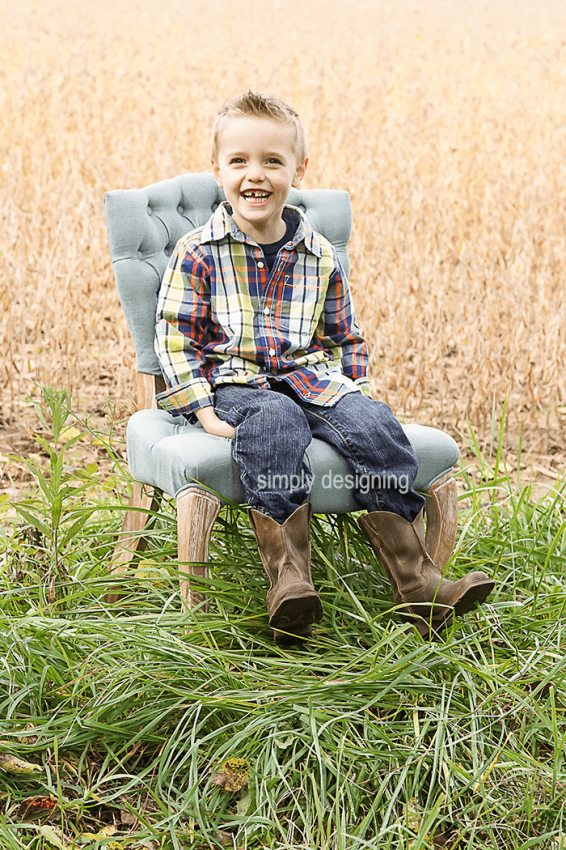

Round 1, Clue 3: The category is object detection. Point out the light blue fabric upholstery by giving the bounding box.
[126,409,459,510]
[104,173,459,509]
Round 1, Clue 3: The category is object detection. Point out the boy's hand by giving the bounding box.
[196,406,235,439]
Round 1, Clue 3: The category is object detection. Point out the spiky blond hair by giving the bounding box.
[210,91,308,163]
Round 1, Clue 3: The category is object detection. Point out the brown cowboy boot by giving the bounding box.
[249,503,323,644]
[358,509,494,638]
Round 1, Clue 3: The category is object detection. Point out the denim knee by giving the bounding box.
[214,386,313,522]
[216,387,309,445]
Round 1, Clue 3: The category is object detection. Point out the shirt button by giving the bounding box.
[264,307,269,315]
[269,348,276,356]
[257,261,265,269]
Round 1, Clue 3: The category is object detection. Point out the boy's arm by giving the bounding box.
[315,255,372,398]
[195,406,235,438]
[155,240,234,433]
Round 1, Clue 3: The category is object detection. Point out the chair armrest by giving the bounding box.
[135,372,166,411]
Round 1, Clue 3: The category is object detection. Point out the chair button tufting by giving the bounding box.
[147,206,153,216]
[165,244,174,256]
[177,205,184,215]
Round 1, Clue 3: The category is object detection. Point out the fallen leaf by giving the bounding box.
[211,757,250,793]
[59,426,82,442]
[19,795,58,818]
[81,825,117,841]
[0,753,42,775]
[236,790,250,815]
[404,797,421,832]
[38,825,71,848]
[273,734,294,749]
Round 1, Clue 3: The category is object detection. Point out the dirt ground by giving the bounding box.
[1,364,563,511]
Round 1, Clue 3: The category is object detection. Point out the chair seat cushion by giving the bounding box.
[126,409,459,512]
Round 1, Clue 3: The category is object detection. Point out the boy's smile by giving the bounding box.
[241,190,271,206]
[212,115,307,244]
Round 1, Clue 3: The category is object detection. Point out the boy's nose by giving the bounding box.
[247,162,265,181]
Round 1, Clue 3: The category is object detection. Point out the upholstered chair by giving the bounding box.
[103,173,459,609]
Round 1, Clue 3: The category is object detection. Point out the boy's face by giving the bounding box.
[212,115,307,244]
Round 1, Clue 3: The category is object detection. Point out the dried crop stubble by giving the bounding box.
[1,0,565,452]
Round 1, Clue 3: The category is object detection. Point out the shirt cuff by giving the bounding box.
[355,377,373,398]
[156,378,214,416]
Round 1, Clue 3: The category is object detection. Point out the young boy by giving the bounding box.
[155,92,495,643]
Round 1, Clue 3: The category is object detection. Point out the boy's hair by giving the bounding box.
[210,91,308,163]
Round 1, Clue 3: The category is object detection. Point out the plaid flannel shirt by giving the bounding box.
[155,202,372,417]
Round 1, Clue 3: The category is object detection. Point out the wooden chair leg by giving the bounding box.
[106,483,161,603]
[424,471,458,571]
[176,486,222,613]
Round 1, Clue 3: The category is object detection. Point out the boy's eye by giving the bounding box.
[229,157,245,164]
[267,158,282,165]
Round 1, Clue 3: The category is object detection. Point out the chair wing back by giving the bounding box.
[103,173,352,375]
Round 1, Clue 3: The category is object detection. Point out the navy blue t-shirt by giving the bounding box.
[257,217,298,274]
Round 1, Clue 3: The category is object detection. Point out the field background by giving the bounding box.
[1,0,566,485]
[2,4,566,848]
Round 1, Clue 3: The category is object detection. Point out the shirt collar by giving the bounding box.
[200,201,323,258]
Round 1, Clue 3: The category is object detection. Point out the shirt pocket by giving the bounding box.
[277,275,325,346]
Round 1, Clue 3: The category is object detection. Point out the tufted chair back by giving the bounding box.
[103,172,352,376]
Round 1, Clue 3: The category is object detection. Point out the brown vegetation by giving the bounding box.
[1,0,565,468]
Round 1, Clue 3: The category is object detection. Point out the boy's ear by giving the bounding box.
[212,161,223,187]
[292,158,308,189]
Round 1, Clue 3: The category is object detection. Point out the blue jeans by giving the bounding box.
[214,384,426,524]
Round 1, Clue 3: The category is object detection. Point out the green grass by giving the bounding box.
[1,390,565,849]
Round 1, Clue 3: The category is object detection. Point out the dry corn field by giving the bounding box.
[1,0,565,468]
